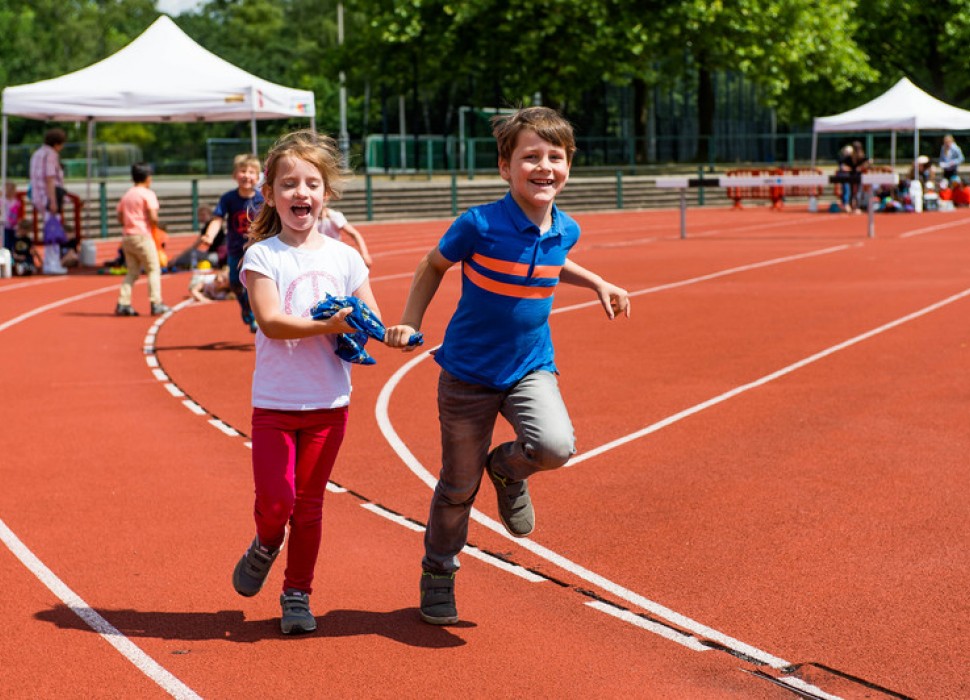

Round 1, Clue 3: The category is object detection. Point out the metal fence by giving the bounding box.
[3,130,958,183]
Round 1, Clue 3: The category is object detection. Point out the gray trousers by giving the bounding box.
[422,369,576,574]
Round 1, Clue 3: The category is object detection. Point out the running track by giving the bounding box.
[1,205,968,698]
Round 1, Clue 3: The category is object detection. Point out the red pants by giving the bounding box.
[250,406,348,593]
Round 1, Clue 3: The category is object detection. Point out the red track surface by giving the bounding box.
[2,205,968,699]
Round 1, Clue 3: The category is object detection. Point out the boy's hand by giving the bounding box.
[386,324,420,350]
[600,285,631,320]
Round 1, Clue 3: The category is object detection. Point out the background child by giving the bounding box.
[12,218,40,275]
[171,205,225,271]
[233,130,380,635]
[203,155,262,332]
[318,205,373,267]
[188,267,231,302]
[3,181,24,251]
[386,106,630,626]
[115,163,170,317]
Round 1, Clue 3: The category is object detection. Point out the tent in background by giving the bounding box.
[812,77,970,176]
[1,14,315,231]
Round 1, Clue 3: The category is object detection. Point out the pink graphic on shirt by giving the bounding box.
[283,269,341,318]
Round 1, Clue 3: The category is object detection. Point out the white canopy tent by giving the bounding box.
[812,77,970,176]
[1,15,315,226]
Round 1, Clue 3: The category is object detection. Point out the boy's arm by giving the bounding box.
[560,258,631,319]
[201,216,224,245]
[385,246,453,348]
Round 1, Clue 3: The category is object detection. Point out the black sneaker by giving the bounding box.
[115,304,139,317]
[420,571,458,625]
[280,589,317,634]
[485,459,535,537]
[232,537,281,597]
[150,302,171,316]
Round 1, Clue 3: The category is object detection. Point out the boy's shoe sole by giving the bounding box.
[419,571,458,625]
[115,304,139,316]
[280,590,317,634]
[485,459,535,537]
[232,536,280,597]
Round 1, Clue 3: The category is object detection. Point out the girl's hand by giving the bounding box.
[318,306,355,334]
[385,324,419,350]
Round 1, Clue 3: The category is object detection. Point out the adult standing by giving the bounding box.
[939,134,964,180]
[28,128,68,275]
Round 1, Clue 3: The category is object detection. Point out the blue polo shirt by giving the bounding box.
[434,192,580,390]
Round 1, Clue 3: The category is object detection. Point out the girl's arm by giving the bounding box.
[248,270,354,339]
[341,222,373,267]
[352,277,381,321]
[560,258,631,319]
[385,246,453,348]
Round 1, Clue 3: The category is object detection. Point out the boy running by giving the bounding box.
[386,106,630,625]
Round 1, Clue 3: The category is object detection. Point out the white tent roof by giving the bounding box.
[1,15,315,122]
[813,77,970,133]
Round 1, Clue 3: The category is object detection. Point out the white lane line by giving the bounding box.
[360,503,425,533]
[585,600,710,652]
[375,346,790,668]
[0,285,115,333]
[0,276,70,293]
[375,243,970,669]
[461,545,547,582]
[207,419,240,437]
[554,243,857,315]
[0,518,201,700]
[567,285,970,466]
[899,217,970,238]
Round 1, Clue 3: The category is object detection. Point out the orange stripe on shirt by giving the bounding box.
[470,253,561,279]
[462,263,556,299]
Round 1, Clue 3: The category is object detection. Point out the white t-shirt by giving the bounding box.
[241,235,368,410]
[317,209,348,240]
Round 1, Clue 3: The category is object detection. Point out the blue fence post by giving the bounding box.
[697,166,705,206]
[616,171,623,209]
[99,182,108,238]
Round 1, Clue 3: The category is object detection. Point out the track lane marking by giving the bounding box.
[0,518,201,699]
[567,285,970,466]
[375,242,970,673]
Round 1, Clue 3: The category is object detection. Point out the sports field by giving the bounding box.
[1,203,967,698]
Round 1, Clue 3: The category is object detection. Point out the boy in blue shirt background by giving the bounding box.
[203,154,263,332]
[386,106,631,625]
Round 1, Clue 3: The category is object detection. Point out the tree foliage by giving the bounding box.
[1,0,969,164]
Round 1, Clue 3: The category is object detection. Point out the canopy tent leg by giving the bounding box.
[890,130,896,169]
[86,118,94,238]
[1,115,7,229]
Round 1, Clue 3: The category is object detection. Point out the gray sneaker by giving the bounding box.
[419,571,458,625]
[280,589,316,634]
[232,537,280,597]
[485,460,535,537]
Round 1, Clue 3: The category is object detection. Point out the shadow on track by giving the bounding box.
[36,604,474,647]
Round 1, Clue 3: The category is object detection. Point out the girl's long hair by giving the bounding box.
[247,130,349,245]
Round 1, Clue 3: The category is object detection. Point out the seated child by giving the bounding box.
[189,266,231,302]
[12,219,41,276]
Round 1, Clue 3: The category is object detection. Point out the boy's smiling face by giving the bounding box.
[234,165,260,195]
[499,129,570,222]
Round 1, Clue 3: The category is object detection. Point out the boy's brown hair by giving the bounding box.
[491,107,577,165]
[232,153,261,173]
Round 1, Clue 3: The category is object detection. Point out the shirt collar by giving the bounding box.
[502,191,562,238]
